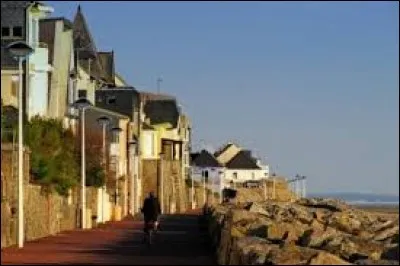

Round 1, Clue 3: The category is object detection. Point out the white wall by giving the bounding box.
[191,166,225,193]
[141,130,157,159]
[28,47,50,119]
[224,168,269,183]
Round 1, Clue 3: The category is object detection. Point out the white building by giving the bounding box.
[190,149,224,193]
[214,142,269,186]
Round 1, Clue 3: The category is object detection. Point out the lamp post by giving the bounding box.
[111,126,122,207]
[70,98,92,229]
[159,151,165,214]
[97,116,110,223]
[6,41,34,248]
[128,140,137,215]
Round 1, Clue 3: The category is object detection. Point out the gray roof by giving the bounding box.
[191,150,221,168]
[143,99,179,128]
[98,51,115,84]
[225,150,261,170]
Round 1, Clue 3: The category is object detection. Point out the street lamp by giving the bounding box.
[70,98,92,229]
[111,126,122,207]
[128,140,137,215]
[97,116,110,223]
[6,41,34,248]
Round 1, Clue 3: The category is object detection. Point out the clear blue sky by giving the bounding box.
[47,1,399,195]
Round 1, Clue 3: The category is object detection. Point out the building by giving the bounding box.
[190,149,224,193]
[84,106,135,220]
[1,1,53,120]
[214,142,270,187]
[72,6,117,105]
[39,17,74,124]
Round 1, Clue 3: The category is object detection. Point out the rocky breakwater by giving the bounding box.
[207,198,399,265]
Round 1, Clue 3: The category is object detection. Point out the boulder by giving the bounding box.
[308,251,352,265]
[355,259,399,265]
[297,198,350,212]
[329,211,362,235]
[245,202,271,217]
[265,244,319,265]
[374,226,399,242]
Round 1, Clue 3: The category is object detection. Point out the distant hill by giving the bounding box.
[309,192,399,204]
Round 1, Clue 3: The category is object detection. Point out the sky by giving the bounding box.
[47,1,399,195]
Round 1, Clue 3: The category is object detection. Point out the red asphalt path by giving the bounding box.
[1,210,216,265]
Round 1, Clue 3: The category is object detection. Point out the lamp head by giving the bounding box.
[97,116,110,126]
[71,98,92,110]
[6,41,34,58]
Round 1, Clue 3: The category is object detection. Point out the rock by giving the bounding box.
[289,205,314,225]
[245,202,271,217]
[265,220,307,244]
[297,198,350,212]
[381,245,399,261]
[372,220,395,233]
[374,226,399,242]
[308,251,352,265]
[338,236,384,262]
[355,259,399,265]
[230,237,277,265]
[265,244,319,265]
[329,211,362,235]
[298,227,341,249]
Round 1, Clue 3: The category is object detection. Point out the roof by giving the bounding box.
[88,106,130,120]
[190,150,221,168]
[73,5,97,57]
[225,150,261,170]
[98,51,115,84]
[139,91,176,102]
[214,143,234,158]
[115,73,128,85]
[143,99,179,128]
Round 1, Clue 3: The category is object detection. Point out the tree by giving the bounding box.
[25,116,79,195]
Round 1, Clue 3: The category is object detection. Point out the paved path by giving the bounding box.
[1,210,216,265]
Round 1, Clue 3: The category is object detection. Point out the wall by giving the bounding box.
[141,159,187,214]
[1,144,112,249]
[224,168,269,183]
[76,65,96,104]
[28,45,50,119]
[48,20,73,119]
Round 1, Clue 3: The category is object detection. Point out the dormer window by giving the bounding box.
[13,27,23,37]
[1,27,10,37]
[106,96,116,105]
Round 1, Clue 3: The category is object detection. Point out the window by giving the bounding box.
[204,170,209,178]
[232,172,238,179]
[2,27,10,37]
[78,89,87,99]
[12,26,23,37]
[11,75,19,97]
[107,96,116,105]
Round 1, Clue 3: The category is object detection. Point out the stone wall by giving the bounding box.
[1,146,108,249]
[141,159,187,214]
